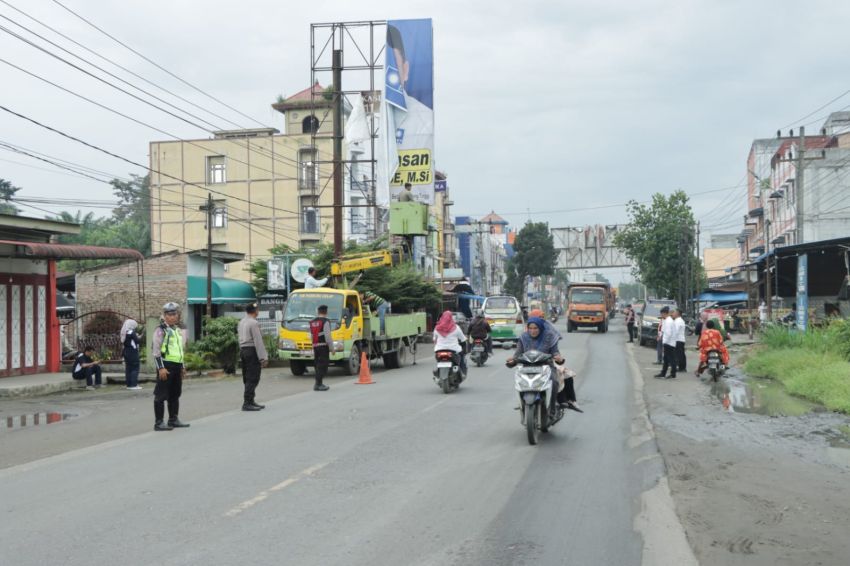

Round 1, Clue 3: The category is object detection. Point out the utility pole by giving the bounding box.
[199,193,214,322]
[796,126,805,245]
[332,49,344,257]
[765,219,772,320]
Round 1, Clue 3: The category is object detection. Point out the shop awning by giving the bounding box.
[0,240,144,260]
[187,276,256,304]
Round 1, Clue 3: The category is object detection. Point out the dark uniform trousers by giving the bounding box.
[661,344,678,377]
[676,341,687,371]
[154,361,183,422]
[240,346,261,404]
[313,345,329,386]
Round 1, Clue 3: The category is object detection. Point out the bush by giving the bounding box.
[183,351,215,373]
[83,311,123,335]
[192,317,240,374]
[263,334,279,361]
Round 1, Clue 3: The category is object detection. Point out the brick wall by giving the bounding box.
[75,252,187,322]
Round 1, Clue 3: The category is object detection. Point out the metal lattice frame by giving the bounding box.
[551,225,632,269]
[310,21,387,240]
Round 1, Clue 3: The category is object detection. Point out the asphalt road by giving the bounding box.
[0,323,668,565]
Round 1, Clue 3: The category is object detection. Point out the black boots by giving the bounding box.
[168,419,190,428]
[154,421,173,431]
[314,383,329,391]
[242,403,262,411]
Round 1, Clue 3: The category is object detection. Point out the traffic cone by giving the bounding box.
[355,351,375,384]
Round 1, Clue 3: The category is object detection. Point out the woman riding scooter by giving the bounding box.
[433,310,467,376]
[508,317,581,412]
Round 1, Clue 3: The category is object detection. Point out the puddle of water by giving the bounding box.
[711,377,818,416]
[3,412,79,431]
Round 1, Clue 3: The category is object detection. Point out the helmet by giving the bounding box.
[162,302,180,314]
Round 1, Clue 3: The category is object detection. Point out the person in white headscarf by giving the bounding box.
[120,319,143,390]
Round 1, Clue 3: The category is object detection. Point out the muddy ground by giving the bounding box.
[631,336,850,566]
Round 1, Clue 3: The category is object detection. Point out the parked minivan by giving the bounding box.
[482,296,524,346]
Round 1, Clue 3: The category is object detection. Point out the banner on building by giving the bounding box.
[377,18,434,206]
[796,253,808,331]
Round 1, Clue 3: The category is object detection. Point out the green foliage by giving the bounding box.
[760,320,850,359]
[51,174,151,271]
[183,351,215,373]
[618,281,643,303]
[192,316,240,373]
[263,335,280,361]
[505,222,558,301]
[357,263,441,313]
[746,349,850,413]
[0,178,21,215]
[612,191,704,307]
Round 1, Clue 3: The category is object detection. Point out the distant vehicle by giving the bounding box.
[451,311,470,336]
[482,296,524,346]
[566,282,615,333]
[637,299,677,346]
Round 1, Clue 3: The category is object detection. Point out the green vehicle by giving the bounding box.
[482,295,524,346]
[278,288,426,376]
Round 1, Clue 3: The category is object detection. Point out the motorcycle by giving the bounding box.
[433,350,465,394]
[507,350,565,445]
[469,338,488,367]
[706,349,726,381]
[550,312,559,323]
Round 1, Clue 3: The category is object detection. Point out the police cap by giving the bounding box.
[162,302,180,314]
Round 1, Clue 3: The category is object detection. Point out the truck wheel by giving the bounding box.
[567,322,574,333]
[344,345,361,376]
[639,337,646,347]
[395,343,410,367]
[290,360,307,376]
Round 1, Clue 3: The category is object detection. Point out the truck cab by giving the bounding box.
[567,283,612,333]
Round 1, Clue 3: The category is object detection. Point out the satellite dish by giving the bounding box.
[290,258,314,283]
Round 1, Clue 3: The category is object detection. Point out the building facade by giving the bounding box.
[149,83,347,282]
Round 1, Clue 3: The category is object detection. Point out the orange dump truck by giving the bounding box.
[566,282,614,333]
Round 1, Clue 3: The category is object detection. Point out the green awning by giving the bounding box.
[187,276,256,304]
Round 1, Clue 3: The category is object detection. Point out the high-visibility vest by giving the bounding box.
[161,327,184,363]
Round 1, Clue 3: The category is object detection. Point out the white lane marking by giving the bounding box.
[224,461,329,518]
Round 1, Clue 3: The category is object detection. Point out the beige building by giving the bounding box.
[149,83,346,281]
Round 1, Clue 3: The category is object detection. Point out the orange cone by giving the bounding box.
[355,351,374,384]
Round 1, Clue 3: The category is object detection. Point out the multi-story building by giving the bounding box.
[149,83,348,281]
[456,212,509,296]
[738,112,850,262]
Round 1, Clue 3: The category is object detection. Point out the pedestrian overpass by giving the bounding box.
[551,225,631,270]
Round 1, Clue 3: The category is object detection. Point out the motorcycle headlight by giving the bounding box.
[279,338,296,350]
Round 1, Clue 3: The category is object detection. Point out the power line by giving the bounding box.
[779,88,850,130]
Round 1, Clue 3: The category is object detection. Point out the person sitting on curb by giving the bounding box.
[72,346,102,390]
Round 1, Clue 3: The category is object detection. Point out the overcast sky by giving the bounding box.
[2,0,849,251]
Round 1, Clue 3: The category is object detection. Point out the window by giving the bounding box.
[301,207,319,234]
[207,155,226,184]
[350,196,367,234]
[302,115,319,134]
[299,148,318,190]
[213,206,227,228]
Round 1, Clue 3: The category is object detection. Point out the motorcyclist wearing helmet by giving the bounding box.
[468,309,493,354]
[151,302,189,431]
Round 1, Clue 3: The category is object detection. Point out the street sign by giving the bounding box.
[796,254,808,331]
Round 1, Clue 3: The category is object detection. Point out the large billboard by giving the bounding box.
[378,18,434,205]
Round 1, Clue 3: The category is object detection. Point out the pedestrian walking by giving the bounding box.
[309,304,332,391]
[304,267,328,289]
[654,307,677,379]
[120,318,143,390]
[238,303,268,411]
[152,302,189,431]
[672,308,687,371]
[625,304,636,343]
[71,346,102,390]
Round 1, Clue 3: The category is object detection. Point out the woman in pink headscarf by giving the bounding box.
[433,310,467,375]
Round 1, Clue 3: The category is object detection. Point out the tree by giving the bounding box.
[505,221,558,302]
[0,178,21,215]
[612,191,704,309]
[109,174,151,256]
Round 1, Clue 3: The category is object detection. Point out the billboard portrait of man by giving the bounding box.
[384,18,435,204]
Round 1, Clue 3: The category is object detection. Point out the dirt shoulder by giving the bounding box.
[630,336,850,566]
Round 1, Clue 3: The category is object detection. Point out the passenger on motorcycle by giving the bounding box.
[468,310,493,354]
[695,320,730,376]
[433,310,468,376]
[508,317,581,412]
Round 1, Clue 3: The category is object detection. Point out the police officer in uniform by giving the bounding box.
[309,305,332,391]
[238,302,268,411]
[152,302,190,431]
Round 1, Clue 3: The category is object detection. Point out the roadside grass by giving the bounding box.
[745,348,850,413]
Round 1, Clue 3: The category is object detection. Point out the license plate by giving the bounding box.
[437,362,453,368]
[472,346,484,352]
[299,350,314,357]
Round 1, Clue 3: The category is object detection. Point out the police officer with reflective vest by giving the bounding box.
[309,304,332,391]
[152,302,190,431]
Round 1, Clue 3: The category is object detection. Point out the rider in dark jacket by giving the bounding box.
[468,311,493,353]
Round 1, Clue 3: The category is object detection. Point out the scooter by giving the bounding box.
[507,350,565,445]
[706,349,726,381]
[469,338,489,367]
[433,350,465,394]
